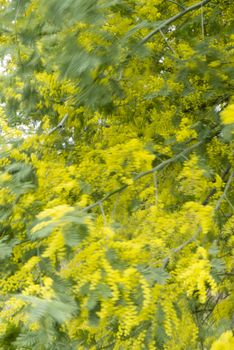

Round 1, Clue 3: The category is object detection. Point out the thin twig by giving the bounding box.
[111,192,120,220]
[162,159,230,268]
[201,294,222,324]
[99,203,107,226]
[48,114,68,135]
[82,140,203,212]
[141,0,212,44]
[163,170,233,269]
[159,29,177,54]
[225,195,234,211]
[153,172,158,206]
[214,170,234,212]
[166,0,186,10]
[162,228,201,268]
[201,4,205,39]
[202,164,231,205]
[14,0,23,65]
[135,140,203,180]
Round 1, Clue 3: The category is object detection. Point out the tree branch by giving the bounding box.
[162,227,201,268]
[162,158,231,268]
[135,140,203,180]
[82,140,203,212]
[162,168,234,268]
[202,164,231,205]
[166,0,186,10]
[48,114,68,135]
[214,169,234,212]
[141,0,212,44]
[159,29,177,54]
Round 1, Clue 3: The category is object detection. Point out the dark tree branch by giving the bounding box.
[141,0,212,44]
[202,164,231,205]
[82,140,203,212]
[48,114,68,135]
[162,154,231,268]
[162,228,201,268]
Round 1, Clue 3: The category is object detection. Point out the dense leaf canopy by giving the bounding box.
[0,0,233,349]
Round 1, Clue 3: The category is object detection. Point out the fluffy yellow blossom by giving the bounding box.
[220,104,234,124]
[211,331,234,350]
[176,247,217,303]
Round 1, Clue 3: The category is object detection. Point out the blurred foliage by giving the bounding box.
[0,0,233,349]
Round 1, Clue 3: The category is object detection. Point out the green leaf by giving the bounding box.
[31,221,57,240]
[221,124,234,142]
[18,295,77,323]
[138,265,170,285]
[62,222,88,247]
[0,241,12,259]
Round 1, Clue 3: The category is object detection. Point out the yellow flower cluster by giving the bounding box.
[176,247,217,303]
[211,331,234,350]
[220,103,234,124]
[177,154,210,200]
[176,117,197,142]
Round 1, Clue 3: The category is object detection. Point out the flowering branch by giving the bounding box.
[82,140,203,212]
[141,0,212,44]
[162,168,234,268]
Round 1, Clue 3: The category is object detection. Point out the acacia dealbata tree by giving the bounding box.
[0,0,233,349]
